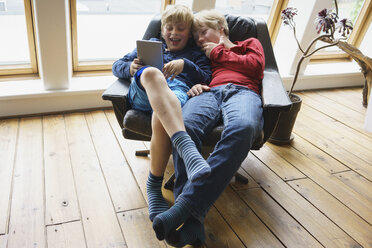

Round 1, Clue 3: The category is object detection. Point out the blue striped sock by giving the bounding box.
[146,172,169,222]
[171,131,211,182]
[152,201,191,241]
[166,217,205,247]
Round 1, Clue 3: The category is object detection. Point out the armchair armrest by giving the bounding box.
[102,78,130,101]
[261,69,292,143]
[262,69,292,110]
[101,78,131,128]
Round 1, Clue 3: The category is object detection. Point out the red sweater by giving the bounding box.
[209,38,265,94]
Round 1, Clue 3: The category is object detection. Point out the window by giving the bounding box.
[0,0,37,76]
[71,0,163,72]
[70,0,287,72]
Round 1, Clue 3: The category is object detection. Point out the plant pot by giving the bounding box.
[268,94,302,145]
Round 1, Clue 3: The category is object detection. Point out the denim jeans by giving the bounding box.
[172,83,264,222]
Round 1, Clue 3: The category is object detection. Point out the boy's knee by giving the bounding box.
[141,67,163,83]
[229,119,261,141]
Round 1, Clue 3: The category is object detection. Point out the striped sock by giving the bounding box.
[171,131,211,182]
[166,217,205,247]
[146,172,169,222]
[152,201,191,241]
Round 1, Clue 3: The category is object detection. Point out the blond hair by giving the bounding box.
[193,9,229,36]
[161,5,193,29]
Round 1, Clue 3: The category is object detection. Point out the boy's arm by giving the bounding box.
[112,48,138,79]
[210,38,265,78]
[182,52,212,85]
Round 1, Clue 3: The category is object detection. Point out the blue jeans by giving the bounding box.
[128,66,190,112]
[172,83,264,222]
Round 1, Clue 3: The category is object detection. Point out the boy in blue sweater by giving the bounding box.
[112,5,212,224]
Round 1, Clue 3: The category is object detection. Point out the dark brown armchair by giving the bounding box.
[102,14,292,188]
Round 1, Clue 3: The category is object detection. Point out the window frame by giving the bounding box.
[310,0,371,62]
[0,0,38,76]
[267,0,289,44]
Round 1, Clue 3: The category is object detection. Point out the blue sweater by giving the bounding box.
[112,38,212,88]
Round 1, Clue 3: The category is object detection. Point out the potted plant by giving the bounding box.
[269,0,372,145]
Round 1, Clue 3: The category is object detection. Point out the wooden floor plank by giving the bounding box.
[214,186,284,248]
[288,179,372,247]
[117,208,166,248]
[203,206,245,247]
[334,171,372,203]
[105,110,151,202]
[298,92,372,138]
[312,89,366,115]
[7,117,46,248]
[0,118,18,235]
[238,188,323,248]
[64,113,126,248]
[241,154,359,248]
[46,221,87,248]
[300,103,372,152]
[43,115,80,225]
[299,104,372,161]
[252,145,306,181]
[86,110,146,212]
[294,112,372,181]
[267,142,372,226]
[290,135,348,174]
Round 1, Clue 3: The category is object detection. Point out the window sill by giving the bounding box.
[0,62,365,118]
[281,61,364,92]
[0,75,115,100]
[0,75,116,118]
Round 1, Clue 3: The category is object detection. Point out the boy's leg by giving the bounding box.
[147,113,171,221]
[153,90,221,241]
[150,113,172,177]
[140,67,210,182]
[173,85,264,222]
[156,85,263,240]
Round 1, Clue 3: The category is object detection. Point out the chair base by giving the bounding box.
[135,149,150,156]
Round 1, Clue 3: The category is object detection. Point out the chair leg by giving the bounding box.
[135,149,150,157]
[164,173,176,190]
[235,172,249,184]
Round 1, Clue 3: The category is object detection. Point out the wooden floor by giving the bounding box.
[1,87,372,248]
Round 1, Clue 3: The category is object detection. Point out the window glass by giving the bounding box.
[0,0,31,66]
[359,22,371,57]
[76,0,162,62]
[214,0,275,21]
[175,0,193,8]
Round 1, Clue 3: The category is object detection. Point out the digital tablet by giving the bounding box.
[136,40,164,70]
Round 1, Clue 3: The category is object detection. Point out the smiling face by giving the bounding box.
[193,25,222,47]
[162,22,191,52]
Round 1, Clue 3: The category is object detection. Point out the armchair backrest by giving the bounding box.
[142,14,279,71]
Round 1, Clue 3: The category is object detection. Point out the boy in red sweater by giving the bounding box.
[152,10,265,247]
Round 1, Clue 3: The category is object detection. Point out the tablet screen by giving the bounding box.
[136,40,164,70]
